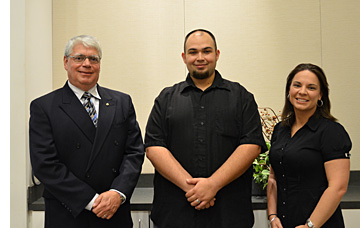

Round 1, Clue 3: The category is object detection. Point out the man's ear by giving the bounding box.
[63,56,69,71]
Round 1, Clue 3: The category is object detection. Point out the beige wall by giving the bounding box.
[321,1,360,170]
[10,0,360,227]
[52,0,360,172]
[11,0,53,227]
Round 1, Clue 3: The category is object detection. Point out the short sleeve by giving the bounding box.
[144,89,168,149]
[238,91,267,153]
[320,121,352,162]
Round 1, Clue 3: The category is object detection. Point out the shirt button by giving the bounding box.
[200,122,204,125]
[200,106,205,109]
[283,201,286,205]
[282,215,286,218]
[279,161,282,165]
[284,188,286,191]
[282,174,285,178]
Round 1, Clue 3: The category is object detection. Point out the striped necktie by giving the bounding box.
[81,92,98,127]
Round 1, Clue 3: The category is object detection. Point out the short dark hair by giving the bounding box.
[184,29,217,53]
[282,63,337,126]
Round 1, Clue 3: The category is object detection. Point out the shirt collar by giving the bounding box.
[180,70,230,93]
[67,81,101,100]
[304,114,323,132]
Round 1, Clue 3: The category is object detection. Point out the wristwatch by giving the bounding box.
[306,218,315,228]
[120,194,126,203]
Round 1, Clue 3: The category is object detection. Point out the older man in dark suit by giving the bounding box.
[29,35,144,228]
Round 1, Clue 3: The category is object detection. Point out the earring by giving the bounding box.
[287,94,290,99]
[317,100,324,107]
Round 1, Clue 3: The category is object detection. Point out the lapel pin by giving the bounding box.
[106,102,110,106]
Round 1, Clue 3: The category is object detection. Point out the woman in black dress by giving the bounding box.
[267,63,351,228]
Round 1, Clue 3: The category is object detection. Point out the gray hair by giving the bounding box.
[64,35,102,59]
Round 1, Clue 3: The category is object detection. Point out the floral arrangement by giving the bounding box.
[253,107,281,190]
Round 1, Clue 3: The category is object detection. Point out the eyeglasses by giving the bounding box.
[68,55,101,64]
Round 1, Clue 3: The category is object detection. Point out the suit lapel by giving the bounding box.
[86,85,116,171]
[59,83,96,143]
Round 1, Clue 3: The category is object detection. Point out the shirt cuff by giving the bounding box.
[85,193,99,211]
[110,189,126,204]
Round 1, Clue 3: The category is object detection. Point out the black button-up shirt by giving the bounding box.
[145,71,267,228]
[270,116,351,228]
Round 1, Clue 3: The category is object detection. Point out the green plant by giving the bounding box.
[253,108,280,190]
[253,142,271,189]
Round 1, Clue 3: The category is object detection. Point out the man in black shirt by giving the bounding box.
[145,29,267,228]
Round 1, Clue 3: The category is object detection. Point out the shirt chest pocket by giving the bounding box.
[214,106,241,162]
[215,107,239,138]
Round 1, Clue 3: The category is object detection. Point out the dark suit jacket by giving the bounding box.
[29,82,144,228]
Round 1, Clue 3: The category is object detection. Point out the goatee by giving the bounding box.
[192,70,210,79]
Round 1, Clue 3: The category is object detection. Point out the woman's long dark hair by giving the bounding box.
[281,63,337,127]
